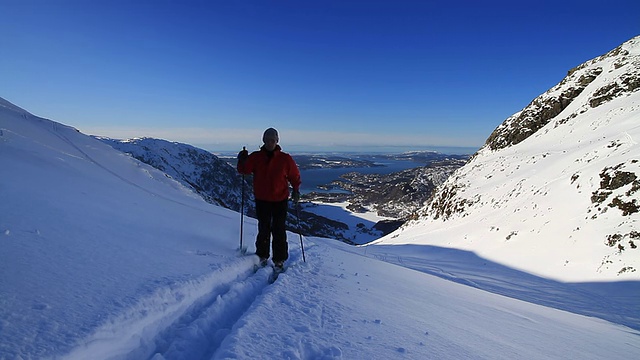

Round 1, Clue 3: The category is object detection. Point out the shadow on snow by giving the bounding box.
[363,244,640,331]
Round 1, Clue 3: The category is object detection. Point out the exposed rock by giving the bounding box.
[410,36,640,279]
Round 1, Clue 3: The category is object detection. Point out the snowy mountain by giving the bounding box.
[97,137,256,216]
[375,36,640,281]
[3,94,639,359]
[96,138,368,243]
[2,37,640,360]
[92,135,469,244]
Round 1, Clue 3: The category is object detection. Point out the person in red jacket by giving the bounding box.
[237,128,301,269]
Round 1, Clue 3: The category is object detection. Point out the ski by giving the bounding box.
[252,257,268,272]
[268,264,286,284]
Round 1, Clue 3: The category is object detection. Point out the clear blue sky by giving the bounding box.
[2,0,638,152]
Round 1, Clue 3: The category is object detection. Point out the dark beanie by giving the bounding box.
[263,128,279,143]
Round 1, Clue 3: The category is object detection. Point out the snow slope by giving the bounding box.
[96,137,254,215]
[374,36,640,282]
[2,81,640,359]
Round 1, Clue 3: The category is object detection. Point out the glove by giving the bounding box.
[237,147,248,165]
[292,190,300,203]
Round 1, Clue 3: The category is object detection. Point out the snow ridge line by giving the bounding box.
[47,121,237,221]
[64,255,265,360]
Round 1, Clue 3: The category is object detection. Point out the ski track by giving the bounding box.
[64,255,268,360]
[211,243,344,360]
[138,264,274,360]
[143,247,309,360]
[65,246,310,360]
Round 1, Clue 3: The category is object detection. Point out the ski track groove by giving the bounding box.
[144,264,274,360]
[124,259,273,360]
[136,247,307,360]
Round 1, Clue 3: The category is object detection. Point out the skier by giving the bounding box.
[237,127,301,271]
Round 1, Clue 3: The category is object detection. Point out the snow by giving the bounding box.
[2,98,640,359]
[374,36,640,282]
[301,201,392,244]
[311,201,390,225]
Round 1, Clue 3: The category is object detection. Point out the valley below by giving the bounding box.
[271,151,470,244]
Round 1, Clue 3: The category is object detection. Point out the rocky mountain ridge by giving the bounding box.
[386,35,640,280]
[485,37,640,152]
[100,137,466,244]
[98,137,256,216]
[98,137,382,243]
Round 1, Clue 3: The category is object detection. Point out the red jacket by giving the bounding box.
[237,145,301,202]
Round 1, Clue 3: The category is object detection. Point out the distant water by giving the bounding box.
[300,159,423,194]
[214,149,473,194]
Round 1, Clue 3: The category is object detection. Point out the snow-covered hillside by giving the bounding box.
[97,137,368,244]
[97,137,255,216]
[375,36,640,281]
[2,95,639,359]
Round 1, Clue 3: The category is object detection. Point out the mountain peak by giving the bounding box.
[381,36,640,281]
[484,35,640,152]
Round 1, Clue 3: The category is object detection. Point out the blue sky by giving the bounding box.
[2,0,639,152]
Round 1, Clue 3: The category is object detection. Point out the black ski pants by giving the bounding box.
[255,199,289,263]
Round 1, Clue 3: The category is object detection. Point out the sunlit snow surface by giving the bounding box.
[376,36,640,282]
[1,91,639,359]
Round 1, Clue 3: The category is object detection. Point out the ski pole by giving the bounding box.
[240,173,245,252]
[239,146,246,254]
[296,201,306,262]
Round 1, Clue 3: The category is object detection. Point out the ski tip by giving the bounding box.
[268,271,279,284]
